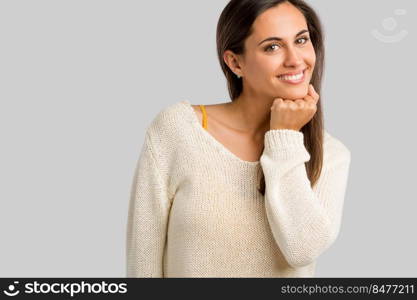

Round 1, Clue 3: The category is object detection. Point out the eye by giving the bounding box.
[265,44,280,52]
[296,36,310,44]
[264,36,310,52]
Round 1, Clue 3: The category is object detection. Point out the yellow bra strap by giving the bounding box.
[199,105,208,129]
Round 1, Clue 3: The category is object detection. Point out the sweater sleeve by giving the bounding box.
[126,131,172,277]
[259,129,351,268]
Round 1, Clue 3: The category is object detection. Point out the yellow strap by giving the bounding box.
[199,105,208,129]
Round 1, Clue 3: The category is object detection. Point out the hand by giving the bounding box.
[269,84,320,131]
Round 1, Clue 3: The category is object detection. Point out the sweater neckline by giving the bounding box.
[180,100,261,167]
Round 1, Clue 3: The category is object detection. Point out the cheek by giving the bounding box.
[306,46,316,66]
[247,56,275,79]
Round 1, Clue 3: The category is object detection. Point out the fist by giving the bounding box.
[270,84,320,131]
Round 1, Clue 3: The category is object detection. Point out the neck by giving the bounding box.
[226,91,272,139]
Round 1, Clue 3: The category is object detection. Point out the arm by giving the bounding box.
[260,129,351,268]
[126,132,171,277]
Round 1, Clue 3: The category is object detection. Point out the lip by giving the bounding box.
[278,68,306,76]
[277,69,306,85]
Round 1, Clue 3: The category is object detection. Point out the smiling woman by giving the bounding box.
[219,0,324,196]
[126,0,351,278]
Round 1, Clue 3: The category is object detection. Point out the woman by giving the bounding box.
[126,0,351,278]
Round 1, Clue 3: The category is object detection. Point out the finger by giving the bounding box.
[311,84,318,95]
[303,94,315,105]
[271,98,283,109]
[309,84,314,93]
[289,101,298,110]
[310,84,320,103]
[301,96,317,111]
[282,99,297,109]
[294,99,305,107]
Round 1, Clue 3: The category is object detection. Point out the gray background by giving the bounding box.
[0,0,415,277]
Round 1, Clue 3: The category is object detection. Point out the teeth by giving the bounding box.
[279,71,303,81]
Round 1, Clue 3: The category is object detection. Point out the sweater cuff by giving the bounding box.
[263,129,310,160]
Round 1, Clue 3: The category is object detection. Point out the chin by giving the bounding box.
[277,84,309,100]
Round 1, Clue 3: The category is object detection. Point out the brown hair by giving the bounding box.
[216,0,324,195]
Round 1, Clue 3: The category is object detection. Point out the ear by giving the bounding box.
[223,50,243,77]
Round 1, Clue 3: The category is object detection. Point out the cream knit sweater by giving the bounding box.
[126,100,351,278]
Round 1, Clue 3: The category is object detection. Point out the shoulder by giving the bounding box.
[147,100,188,130]
[140,101,192,174]
[323,129,351,167]
[145,100,192,138]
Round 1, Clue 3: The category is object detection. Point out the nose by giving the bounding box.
[283,46,303,68]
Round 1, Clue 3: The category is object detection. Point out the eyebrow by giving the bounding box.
[258,29,309,45]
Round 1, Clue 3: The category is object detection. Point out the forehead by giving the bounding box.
[250,2,308,41]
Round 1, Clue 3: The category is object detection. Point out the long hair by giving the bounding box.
[216,0,325,196]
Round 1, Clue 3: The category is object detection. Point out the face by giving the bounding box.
[229,2,316,100]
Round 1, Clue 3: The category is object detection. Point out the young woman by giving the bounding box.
[126,0,351,278]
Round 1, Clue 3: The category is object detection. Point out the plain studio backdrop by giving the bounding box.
[0,0,416,277]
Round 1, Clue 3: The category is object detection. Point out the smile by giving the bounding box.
[277,69,306,84]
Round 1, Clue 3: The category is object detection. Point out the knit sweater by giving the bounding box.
[126,99,351,278]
